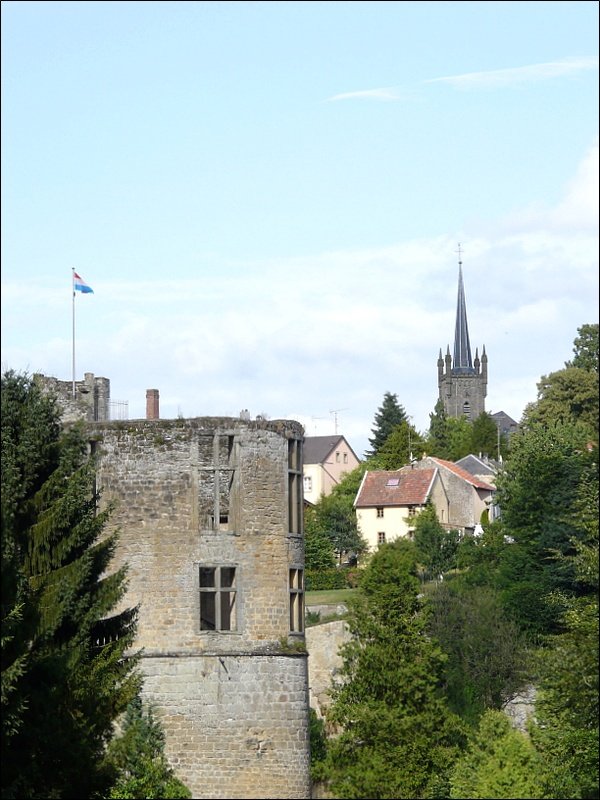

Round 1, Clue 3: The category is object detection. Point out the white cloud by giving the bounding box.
[326,87,403,102]
[424,56,599,90]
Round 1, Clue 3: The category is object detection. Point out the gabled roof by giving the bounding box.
[455,454,499,476]
[425,456,495,491]
[303,435,359,466]
[354,468,437,508]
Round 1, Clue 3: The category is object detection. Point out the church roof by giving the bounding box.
[453,260,474,374]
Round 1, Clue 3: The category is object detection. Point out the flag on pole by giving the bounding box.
[73,272,94,294]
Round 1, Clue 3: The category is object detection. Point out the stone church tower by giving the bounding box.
[438,251,487,420]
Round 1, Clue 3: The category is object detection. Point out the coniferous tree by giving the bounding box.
[1,370,140,799]
[470,411,502,460]
[106,696,192,799]
[322,540,466,798]
[365,392,408,458]
[427,398,451,459]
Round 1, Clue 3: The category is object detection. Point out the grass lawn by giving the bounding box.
[305,588,357,605]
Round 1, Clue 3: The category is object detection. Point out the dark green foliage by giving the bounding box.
[307,465,368,565]
[427,580,528,723]
[322,540,466,798]
[304,508,336,571]
[493,421,594,634]
[450,709,544,799]
[521,367,599,436]
[305,568,346,591]
[412,503,460,580]
[566,322,599,373]
[308,708,328,781]
[366,392,408,458]
[1,370,140,799]
[427,399,451,460]
[369,420,426,469]
[470,411,502,460]
[105,696,192,799]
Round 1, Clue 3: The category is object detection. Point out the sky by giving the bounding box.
[2,0,598,459]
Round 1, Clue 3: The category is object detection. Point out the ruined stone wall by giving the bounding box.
[90,417,311,800]
[35,371,110,423]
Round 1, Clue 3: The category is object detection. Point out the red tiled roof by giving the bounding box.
[355,469,437,508]
[428,457,495,490]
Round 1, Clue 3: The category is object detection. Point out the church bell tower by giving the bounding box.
[437,246,487,420]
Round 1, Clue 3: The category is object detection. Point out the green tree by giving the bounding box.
[106,696,192,799]
[450,709,544,799]
[493,421,594,635]
[446,416,474,461]
[427,581,528,723]
[471,411,502,460]
[304,507,336,572]
[322,540,466,798]
[1,370,140,800]
[530,457,599,799]
[521,366,599,436]
[412,503,460,580]
[369,420,426,470]
[566,322,599,373]
[366,392,408,458]
[427,399,451,460]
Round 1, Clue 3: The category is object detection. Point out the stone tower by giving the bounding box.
[90,416,311,799]
[437,252,487,420]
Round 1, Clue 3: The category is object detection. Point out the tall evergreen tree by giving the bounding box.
[322,540,466,798]
[427,398,451,459]
[1,370,140,799]
[366,392,408,458]
[370,421,425,470]
[471,411,502,460]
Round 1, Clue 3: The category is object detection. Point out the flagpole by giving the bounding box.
[72,268,76,398]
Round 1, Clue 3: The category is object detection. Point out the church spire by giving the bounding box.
[452,244,474,374]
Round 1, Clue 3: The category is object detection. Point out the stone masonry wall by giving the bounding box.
[90,417,311,799]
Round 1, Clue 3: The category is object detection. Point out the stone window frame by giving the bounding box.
[289,566,305,634]
[196,563,241,634]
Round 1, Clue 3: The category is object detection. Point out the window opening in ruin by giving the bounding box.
[199,566,237,631]
[289,568,304,633]
[199,433,237,533]
[288,439,303,536]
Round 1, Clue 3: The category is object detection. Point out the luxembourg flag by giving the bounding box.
[73,271,94,294]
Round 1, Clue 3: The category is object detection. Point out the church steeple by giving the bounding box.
[436,245,487,421]
[452,245,474,374]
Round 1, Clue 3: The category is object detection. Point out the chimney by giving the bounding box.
[146,389,160,420]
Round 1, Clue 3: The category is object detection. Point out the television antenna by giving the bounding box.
[329,408,349,435]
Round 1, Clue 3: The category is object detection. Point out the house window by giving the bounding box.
[336,451,340,463]
[199,566,237,631]
[303,475,312,493]
[343,452,348,463]
[289,568,304,633]
[376,507,384,518]
[377,532,386,545]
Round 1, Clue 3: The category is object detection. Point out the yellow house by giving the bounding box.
[354,467,450,552]
[303,435,361,503]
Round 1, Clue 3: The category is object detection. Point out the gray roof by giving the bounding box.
[303,435,358,466]
[455,454,499,477]
[453,261,474,374]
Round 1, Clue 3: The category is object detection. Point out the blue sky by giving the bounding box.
[2,1,598,458]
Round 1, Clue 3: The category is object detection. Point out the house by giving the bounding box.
[455,453,499,485]
[303,435,361,503]
[354,467,449,551]
[411,456,496,533]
